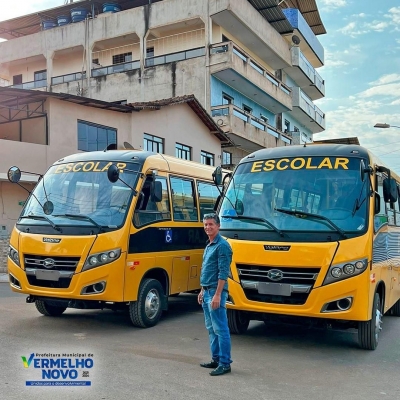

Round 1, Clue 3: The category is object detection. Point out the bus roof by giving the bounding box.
[240,144,400,181]
[53,150,218,180]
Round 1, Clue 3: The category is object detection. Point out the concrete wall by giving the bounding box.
[129,103,222,163]
[0,236,10,273]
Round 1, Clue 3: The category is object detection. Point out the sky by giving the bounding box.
[1,0,400,172]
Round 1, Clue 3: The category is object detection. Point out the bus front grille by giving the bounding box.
[24,255,80,272]
[236,264,320,305]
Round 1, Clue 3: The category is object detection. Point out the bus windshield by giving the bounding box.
[220,156,369,236]
[20,161,140,231]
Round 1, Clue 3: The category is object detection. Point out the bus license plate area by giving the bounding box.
[35,270,60,281]
[258,282,291,296]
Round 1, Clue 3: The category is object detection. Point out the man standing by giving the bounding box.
[198,213,233,376]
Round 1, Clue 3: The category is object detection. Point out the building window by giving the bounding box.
[222,93,233,105]
[284,119,290,133]
[260,114,268,124]
[201,150,214,166]
[112,53,132,64]
[92,58,99,65]
[243,104,252,114]
[294,126,300,132]
[78,120,117,152]
[13,74,22,85]
[34,70,47,81]
[176,143,191,160]
[144,133,164,153]
[222,34,229,42]
[222,151,232,166]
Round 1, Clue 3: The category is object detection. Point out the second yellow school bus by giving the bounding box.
[7,150,221,327]
[215,144,400,350]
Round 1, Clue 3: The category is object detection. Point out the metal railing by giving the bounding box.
[145,47,205,67]
[210,42,292,97]
[52,71,86,85]
[10,79,47,89]
[211,104,291,144]
[92,60,140,77]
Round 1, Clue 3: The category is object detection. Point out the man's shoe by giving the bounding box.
[209,365,231,376]
[200,360,219,369]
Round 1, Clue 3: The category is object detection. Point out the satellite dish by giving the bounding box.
[123,141,135,150]
[292,35,301,46]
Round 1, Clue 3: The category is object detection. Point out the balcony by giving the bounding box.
[285,47,325,100]
[291,88,325,133]
[0,78,9,87]
[211,104,291,152]
[210,0,291,70]
[210,42,292,114]
[282,9,324,68]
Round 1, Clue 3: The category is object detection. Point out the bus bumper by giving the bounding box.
[7,258,125,302]
[227,275,370,321]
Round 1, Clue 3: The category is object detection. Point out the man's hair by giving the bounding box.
[203,213,220,225]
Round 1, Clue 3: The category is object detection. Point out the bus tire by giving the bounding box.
[389,299,400,316]
[35,300,67,317]
[129,279,164,328]
[358,293,382,350]
[227,309,249,334]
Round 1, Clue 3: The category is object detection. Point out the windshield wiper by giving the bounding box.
[19,214,61,232]
[224,215,284,237]
[53,214,104,233]
[274,208,347,239]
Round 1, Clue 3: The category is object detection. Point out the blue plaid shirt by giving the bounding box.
[200,233,232,291]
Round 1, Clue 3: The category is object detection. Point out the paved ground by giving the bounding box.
[1,282,400,400]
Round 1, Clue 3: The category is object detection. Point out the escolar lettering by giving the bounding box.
[251,157,349,172]
[53,162,127,174]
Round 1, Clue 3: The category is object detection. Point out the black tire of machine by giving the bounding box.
[227,309,250,334]
[358,292,382,350]
[129,278,164,328]
[35,300,67,316]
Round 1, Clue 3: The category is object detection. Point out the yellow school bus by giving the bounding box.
[214,144,400,349]
[7,150,221,327]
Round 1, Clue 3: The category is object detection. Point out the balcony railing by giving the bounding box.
[211,104,291,144]
[92,60,140,77]
[145,47,206,67]
[52,71,86,85]
[10,79,47,89]
[210,42,292,96]
[0,78,9,87]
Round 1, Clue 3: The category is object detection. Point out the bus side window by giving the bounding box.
[134,176,171,227]
[197,181,220,219]
[170,176,198,221]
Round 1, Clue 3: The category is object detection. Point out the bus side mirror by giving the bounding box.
[383,178,398,203]
[107,164,120,183]
[8,166,22,183]
[212,166,222,185]
[374,192,381,215]
[151,181,162,202]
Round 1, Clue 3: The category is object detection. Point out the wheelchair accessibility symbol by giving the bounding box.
[165,229,173,244]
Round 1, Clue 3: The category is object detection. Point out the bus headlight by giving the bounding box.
[82,249,121,271]
[8,245,20,267]
[323,258,368,286]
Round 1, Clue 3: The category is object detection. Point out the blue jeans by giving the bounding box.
[202,288,232,367]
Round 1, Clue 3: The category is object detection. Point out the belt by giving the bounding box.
[202,286,216,290]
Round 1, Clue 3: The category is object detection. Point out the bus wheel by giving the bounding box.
[358,293,382,350]
[129,279,164,328]
[35,300,67,317]
[227,309,249,334]
[389,299,400,316]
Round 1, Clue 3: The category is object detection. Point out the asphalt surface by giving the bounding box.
[1,280,400,400]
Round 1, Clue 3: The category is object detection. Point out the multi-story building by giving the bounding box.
[0,0,326,162]
[0,0,326,243]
